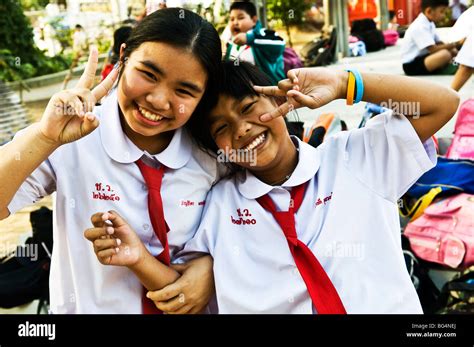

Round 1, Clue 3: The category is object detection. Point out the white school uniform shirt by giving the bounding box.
[179,111,437,314]
[401,13,440,64]
[7,89,219,313]
[453,6,474,68]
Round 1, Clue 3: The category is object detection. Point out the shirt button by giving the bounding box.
[143,223,150,231]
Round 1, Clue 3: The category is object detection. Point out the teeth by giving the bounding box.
[243,133,266,151]
[138,106,164,122]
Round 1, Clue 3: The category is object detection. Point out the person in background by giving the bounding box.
[224,1,285,85]
[401,0,462,76]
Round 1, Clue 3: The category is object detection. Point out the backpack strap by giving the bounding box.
[399,187,443,220]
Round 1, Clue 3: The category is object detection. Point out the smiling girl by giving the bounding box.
[173,61,459,313]
[0,8,222,314]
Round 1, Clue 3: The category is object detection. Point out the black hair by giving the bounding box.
[230,1,257,18]
[75,24,83,29]
[118,8,222,133]
[187,61,273,155]
[421,0,449,11]
[111,26,132,64]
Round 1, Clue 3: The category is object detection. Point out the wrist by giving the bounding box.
[32,123,61,150]
[337,70,349,100]
[128,243,150,271]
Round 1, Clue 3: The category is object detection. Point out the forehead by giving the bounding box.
[129,42,207,85]
[230,9,251,18]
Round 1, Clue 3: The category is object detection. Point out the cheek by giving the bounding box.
[119,71,149,101]
[172,96,201,120]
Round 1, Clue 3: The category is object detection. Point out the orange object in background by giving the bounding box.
[393,0,422,25]
[348,0,378,24]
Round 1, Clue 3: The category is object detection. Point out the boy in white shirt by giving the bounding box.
[450,6,474,91]
[87,62,460,313]
[401,0,462,75]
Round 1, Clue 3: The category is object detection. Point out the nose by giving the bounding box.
[234,120,252,141]
[145,86,171,112]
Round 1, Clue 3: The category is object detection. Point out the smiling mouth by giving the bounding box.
[136,104,166,122]
[241,132,267,152]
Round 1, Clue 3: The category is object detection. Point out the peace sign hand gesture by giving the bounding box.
[254,68,347,122]
[39,47,119,145]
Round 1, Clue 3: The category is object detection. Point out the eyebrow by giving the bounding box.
[139,60,203,94]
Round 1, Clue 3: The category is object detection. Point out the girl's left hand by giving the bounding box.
[146,255,214,314]
[254,68,347,121]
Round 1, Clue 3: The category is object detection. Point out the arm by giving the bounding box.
[0,124,58,219]
[426,41,460,54]
[85,211,180,291]
[255,68,460,142]
[0,47,118,220]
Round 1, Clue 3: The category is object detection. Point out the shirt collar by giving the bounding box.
[237,136,321,200]
[99,89,192,168]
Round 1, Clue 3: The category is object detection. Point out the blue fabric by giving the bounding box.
[346,68,364,103]
[407,157,474,198]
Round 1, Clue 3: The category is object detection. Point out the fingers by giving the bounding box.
[153,294,187,313]
[259,102,293,122]
[96,248,117,265]
[287,90,321,109]
[92,67,119,101]
[147,281,182,302]
[103,210,128,228]
[56,91,85,117]
[287,69,300,85]
[90,212,108,227]
[84,226,114,241]
[77,46,99,90]
[93,237,121,252]
[253,85,287,97]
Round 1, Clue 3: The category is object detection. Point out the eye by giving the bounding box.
[139,70,156,81]
[177,89,193,97]
[241,101,256,114]
[213,124,227,137]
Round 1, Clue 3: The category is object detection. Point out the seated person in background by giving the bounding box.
[224,1,285,85]
[401,0,462,75]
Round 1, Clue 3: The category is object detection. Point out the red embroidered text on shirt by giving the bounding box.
[315,192,333,207]
[180,200,205,207]
[231,208,257,225]
[92,182,121,201]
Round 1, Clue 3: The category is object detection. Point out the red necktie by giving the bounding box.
[256,183,346,314]
[136,159,170,314]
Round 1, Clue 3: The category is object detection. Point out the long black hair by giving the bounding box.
[188,61,274,156]
[118,8,222,126]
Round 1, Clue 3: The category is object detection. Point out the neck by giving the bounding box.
[119,113,174,154]
[254,138,299,186]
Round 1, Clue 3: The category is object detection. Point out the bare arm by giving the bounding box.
[255,68,460,143]
[0,47,118,220]
[0,124,58,219]
[348,72,460,142]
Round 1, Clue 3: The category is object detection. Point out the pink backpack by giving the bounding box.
[446,98,474,160]
[382,30,399,46]
[404,193,474,269]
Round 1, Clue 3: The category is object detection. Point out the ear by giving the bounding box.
[119,43,127,63]
[252,15,258,25]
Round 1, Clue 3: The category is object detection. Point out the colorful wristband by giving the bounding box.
[346,71,356,106]
[346,68,364,104]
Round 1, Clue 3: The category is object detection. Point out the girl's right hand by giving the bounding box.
[254,68,347,122]
[40,47,119,145]
[84,210,146,267]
